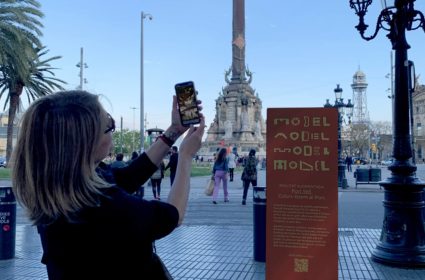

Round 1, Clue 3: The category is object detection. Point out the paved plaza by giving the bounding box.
[1,166,425,279]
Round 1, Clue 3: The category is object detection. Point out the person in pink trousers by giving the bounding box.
[212,148,229,204]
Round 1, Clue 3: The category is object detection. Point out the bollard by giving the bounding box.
[0,186,16,260]
[253,186,266,262]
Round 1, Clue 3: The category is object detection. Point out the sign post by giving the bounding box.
[266,108,338,280]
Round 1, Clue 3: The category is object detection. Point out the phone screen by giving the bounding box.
[175,81,200,126]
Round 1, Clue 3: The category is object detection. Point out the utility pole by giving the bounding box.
[76,47,88,90]
[143,113,149,151]
[120,116,123,154]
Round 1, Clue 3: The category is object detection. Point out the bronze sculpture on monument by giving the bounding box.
[199,0,266,159]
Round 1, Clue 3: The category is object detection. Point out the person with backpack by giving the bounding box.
[241,149,258,205]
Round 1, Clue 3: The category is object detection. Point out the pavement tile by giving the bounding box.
[2,169,425,279]
[5,225,425,279]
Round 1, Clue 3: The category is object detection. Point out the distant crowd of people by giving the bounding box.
[104,147,265,206]
[100,146,180,200]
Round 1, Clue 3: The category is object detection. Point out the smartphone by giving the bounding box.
[175,81,201,126]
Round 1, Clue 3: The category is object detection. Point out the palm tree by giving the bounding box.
[0,0,43,79]
[0,1,66,164]
[0,0,45,163]
[0,47,66,164]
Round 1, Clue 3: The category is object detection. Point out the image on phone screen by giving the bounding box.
[175,81,200,126]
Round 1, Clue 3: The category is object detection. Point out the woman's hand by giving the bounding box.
[170,95,187,135]
[145,95,204,167]
[166,95,203,141]
[178,116,206,158]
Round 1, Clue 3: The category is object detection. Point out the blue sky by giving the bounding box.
[26,0,425,131]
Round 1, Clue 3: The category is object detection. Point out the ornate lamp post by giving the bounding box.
[350,0,425,266]
[324,84,354,189]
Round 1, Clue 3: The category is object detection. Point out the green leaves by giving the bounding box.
[0,0,44,84]
[0,0,66,163]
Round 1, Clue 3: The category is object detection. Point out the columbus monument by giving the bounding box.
[199,0,266,159]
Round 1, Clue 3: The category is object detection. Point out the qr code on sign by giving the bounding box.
[294,258,309,272]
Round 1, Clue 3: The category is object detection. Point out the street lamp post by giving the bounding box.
[141,12,152,153]
[350,0,425,267]
[76,47,88,90]
[324,84,354,189]
[130,107,137,153]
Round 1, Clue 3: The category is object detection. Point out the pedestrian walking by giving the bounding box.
[227,147,237,182]
[165,145,178,186]
[127,151,139,164]
[11,90,205,279]
[345,155,353,172]
[110,153,126,169]
[151,160,165,200]
[241,149,258,205]
[212,148,229,204]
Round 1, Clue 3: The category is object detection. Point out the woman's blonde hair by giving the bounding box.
[11,90,109,225]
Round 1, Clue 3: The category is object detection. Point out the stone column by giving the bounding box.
[231,0,246,82]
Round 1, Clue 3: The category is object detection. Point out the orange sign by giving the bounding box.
[266,108,338,280]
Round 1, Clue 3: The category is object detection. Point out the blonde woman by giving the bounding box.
[12,90,205,279]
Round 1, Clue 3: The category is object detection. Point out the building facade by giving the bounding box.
[413,80,425,162]
[0,111,20,157]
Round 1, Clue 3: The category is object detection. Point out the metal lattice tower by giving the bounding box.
[351,69,370,124]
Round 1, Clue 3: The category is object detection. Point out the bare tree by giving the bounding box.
[350,123,371,159]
